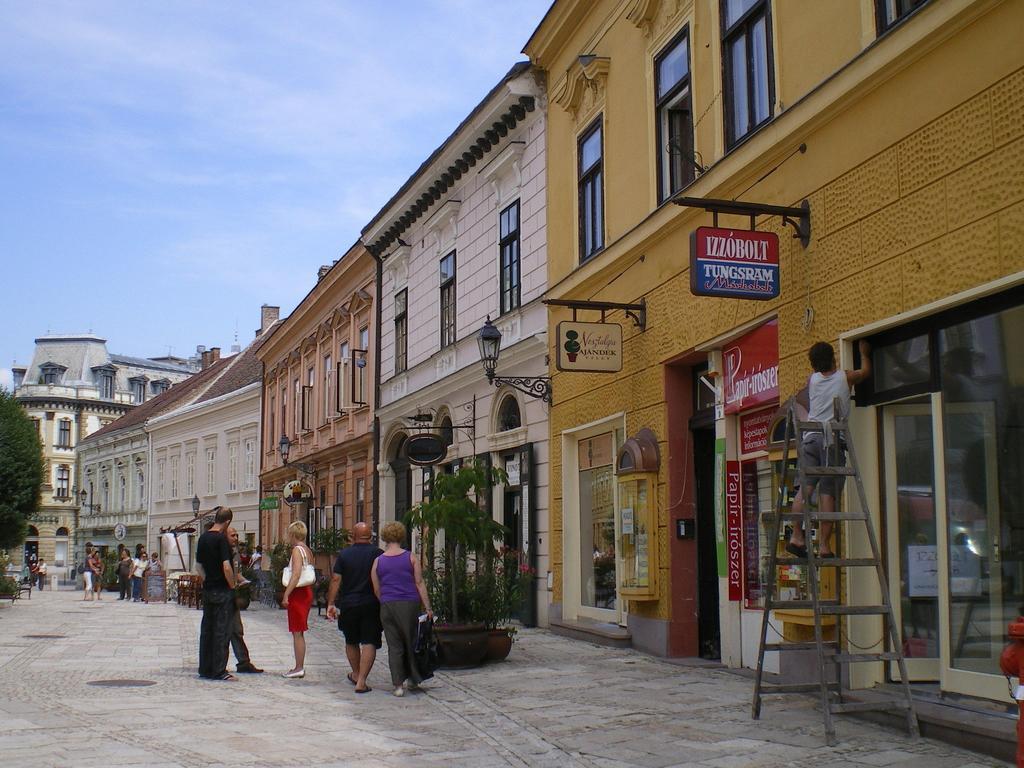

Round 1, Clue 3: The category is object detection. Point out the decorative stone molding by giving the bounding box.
[495,313,522,347]
[388,375,408,403]
[424,200,461,255]
[552,56,610,119]
[481,141,526,208]
[435,348,457,379]
[627,0,684,38]
[488,425,528,453]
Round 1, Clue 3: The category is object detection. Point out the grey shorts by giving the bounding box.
[800,433,847,499]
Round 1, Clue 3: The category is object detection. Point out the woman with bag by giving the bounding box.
[371,521,432,697]
[281,520,315,679]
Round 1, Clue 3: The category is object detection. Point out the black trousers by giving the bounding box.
[198,588,234,678]
[118,574,130,600]
[230,600,250,665]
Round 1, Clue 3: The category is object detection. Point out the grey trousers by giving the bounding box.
[380,600,423,687]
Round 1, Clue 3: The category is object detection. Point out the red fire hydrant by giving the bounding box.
[999,618,1024,767]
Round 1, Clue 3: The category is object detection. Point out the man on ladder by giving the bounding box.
[785,339,872,561]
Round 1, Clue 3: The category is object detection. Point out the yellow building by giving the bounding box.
[526,0,1024,707]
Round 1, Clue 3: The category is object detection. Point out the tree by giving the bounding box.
[0,389,44,550]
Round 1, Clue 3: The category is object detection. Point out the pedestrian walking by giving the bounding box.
[131,550,149,601]
[226,526,263,674]
[117,550,132,600]
[281,521,314,679]
[787,339,872,559]
[249,545,263,571]
[81,547,94,600]
[90,549,104,600]
[36,559,48,590]
[370,521,432,697]
[327,522,382,694]
[196,507,237,681]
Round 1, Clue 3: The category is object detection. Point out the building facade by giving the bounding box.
[13,334,193,574]
[362,63,551,626]
[257,248,377,549]
[526,0,1024,706]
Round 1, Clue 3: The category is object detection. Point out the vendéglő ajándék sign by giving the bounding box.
[556,321,622,373]
[690,226,780,300]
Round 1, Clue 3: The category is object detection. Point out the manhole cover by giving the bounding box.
[23,634,67,639]
[87,680,157,688]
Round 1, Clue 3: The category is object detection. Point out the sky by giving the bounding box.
[0,0,552,387]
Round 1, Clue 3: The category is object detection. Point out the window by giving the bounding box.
[355,477,366,523]
[301,368,313,431]
[244,439,255,489]
[323,355,332,421]
[655,28,694,200]
[337,342,351,411]
[56,465,70,498]
[293,379,300,434]
[497,396,522,432]
[119,474,127,510]
[185,452,195,497]
[281,384,288,440]
[151,379,169,395]
[57,419,72,448]
[228,443,238,492]
[43,369,59,385]
[876,0,932,34]
[130,378,146,404]
[268,393,276,448]
[578,119,604,261]
[102,478,110,510]
[356,327,369,406]
[137,471,145,507]
[499,201,521,314]
[100,373,114,400]
[206,448,217,495]
[722,0,774,147]
[440,252,457,348]
[395,290,408,374]
[169,457,179,498]
[334,480,345,529]
[157,459,165,500]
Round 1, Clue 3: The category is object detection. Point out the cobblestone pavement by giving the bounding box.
[0,590,1007,767]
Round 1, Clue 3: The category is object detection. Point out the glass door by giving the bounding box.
[578,432,620,623]
[882,403,939,680]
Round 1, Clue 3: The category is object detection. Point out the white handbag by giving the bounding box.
[282,546,315,588]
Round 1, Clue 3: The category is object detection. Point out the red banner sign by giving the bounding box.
[723,319,779,415]
[690,226,780,300]
[726,461,743,602]
[740,408,775,454]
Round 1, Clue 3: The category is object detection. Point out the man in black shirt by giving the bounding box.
[196,506,236,681]
[327,522,382,693]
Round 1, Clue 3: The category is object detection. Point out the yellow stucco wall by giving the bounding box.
[531,0,1024,624]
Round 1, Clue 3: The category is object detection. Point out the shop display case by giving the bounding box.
[616,429,660,601]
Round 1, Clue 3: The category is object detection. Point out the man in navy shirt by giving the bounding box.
[327,522,382,693]
[196,507,236,681]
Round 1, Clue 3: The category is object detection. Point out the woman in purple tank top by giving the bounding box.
[371,521,432,697]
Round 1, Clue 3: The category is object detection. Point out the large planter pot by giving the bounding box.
[485,629,514,662]
[435,624,489,669]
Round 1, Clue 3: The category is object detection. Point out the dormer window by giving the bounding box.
[151,379,170,395]
[40,363,67,385]
[92,364,117,400]
[129,376,148,404]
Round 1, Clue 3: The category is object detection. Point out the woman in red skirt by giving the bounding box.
[281,520,314,679]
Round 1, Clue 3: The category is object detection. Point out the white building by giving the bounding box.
[361,62,551,626]
[13,334,194,574]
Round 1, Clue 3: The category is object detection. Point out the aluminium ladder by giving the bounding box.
[751,400,920,745]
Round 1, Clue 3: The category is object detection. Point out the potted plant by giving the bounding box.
[406,460,506,669]
[101,550,120,591]
[269,542,291,608]
[309,526,350,573]
[479,547,534,662]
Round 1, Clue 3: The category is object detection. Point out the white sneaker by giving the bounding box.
[393,686,405,697]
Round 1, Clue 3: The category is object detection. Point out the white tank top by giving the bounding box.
[807,370,850,424]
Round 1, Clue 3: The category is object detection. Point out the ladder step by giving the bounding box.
[769,599,841,610]
[802,466,857,477]
[797,421,851,433]
[811,558,879,567]
[829,700,911,714]
[761,683,841,694]
[827,652,902,663]
[770,512,868,522]
[764,641,838,652]
[819,605,891,616]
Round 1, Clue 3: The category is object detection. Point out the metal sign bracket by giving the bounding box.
[544,298,647,330]
[675,196,811,249]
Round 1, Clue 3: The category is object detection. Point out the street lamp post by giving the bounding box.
[278,435,315,475]
[476,317,553,403]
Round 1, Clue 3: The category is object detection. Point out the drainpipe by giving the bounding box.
[370,245,383,537]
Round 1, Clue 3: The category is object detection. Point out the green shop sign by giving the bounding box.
[259,497,280,511]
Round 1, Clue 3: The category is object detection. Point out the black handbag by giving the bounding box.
[414,616,439,679]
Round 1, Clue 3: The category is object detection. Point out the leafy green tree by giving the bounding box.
[0,388,44,550]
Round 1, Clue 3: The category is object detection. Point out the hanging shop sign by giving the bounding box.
[282,479,312,505]
[259,496,280,511]
[740,408,775,454]
[690,227,780,300]
[723,320,779,415]
[556,321,623,373]
[405,433,448,466]
[726,461,743,602]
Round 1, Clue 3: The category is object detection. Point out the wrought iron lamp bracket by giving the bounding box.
[487,374,553,404]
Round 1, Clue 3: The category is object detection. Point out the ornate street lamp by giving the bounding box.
[191,495,200,515]
[476,317,552,404]
[278,434,315,475]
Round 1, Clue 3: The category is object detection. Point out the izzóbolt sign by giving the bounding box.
[690,226,780,300]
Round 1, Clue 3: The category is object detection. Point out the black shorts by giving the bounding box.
[338,603,383,648]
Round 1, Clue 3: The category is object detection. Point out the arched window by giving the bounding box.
[56,527,69,537]
[27,526,39,538]
[438,415,454,452]
[497,395,522,432]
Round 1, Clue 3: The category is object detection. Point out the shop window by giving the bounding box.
[578,118,604,262]
[721,0,774,148]
[655,27,694,201]
[616,429,660,600]
[579,432,616,610]
[876,0,933,35]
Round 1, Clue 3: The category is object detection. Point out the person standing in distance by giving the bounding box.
[196,507,237,681]
[327,522,383,694]
[786,339,872,559]
[281,520,315,679]
[226,525,263,674]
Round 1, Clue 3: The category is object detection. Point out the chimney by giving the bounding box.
[258,304,280,337]
[317,265,331,281]
[201,351,212,369]
[210,347,221,362]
